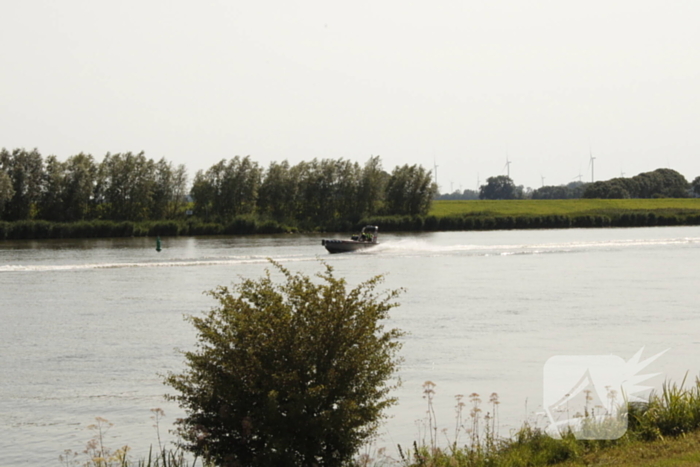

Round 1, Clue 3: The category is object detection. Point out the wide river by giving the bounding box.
[2,226,700,465]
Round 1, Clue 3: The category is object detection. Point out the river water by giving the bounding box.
[2,226,700,465]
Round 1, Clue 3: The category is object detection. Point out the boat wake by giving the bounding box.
[0,255,316,273]
[2,236,698,272]
[363,236,700,257]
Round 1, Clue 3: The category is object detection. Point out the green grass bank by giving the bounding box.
[3,199,700,240]
[430,198,700,217]
[365,198,700,232]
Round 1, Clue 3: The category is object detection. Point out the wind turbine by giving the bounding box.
[476,173,481,190]
[503,156,512,178]
[573,165,583,183]
[433,158,439,191]
[588,146,596,183]
[541,175,546,187]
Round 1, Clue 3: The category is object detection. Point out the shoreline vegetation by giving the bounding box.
[63,377,700,467]
[3,148,699,242]
[3,199,700,241]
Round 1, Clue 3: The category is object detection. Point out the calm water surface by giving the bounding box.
[2,227,700,465]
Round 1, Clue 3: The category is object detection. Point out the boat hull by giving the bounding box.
[321,239,379,254]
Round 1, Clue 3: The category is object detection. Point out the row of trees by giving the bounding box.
[435,188,479,200]
[0,148,188,222]
[191,156,436,223]
[0,148,437,224]
[530,181,588,200]
[582,168,692,199]
[467,169,698,200]
[4,146,697,225]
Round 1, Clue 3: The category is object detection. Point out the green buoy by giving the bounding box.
[156,236,162,252]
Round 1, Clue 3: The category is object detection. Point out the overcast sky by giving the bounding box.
[2,1,699,192]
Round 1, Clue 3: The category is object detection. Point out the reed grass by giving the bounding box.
[59,411,206,467]
[392,377,700,467]
[0,218,296,240]
[627,374,700,441]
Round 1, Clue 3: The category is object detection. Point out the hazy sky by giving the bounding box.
[2,1,699,191]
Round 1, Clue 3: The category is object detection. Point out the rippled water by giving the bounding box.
[2,227,700,465]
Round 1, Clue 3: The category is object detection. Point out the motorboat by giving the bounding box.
[321,225,379,254]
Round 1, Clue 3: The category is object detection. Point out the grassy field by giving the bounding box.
[430,198,700,218]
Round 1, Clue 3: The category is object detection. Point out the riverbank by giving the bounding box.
[60,428,700,466]
[0,217,296,240]
[397,428,700,467]
[2,199,700,240]
[64,378,700,467]
[554,431,700,466]
[365,198,700,232]
[432,198,700,217]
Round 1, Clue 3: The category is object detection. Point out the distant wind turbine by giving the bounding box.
[503,156,512,178]
[588,146,596,183]
[573,165,583,182]
[433,158,439,190]
[541,175,545,187]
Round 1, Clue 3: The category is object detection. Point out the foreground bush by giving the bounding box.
[165,261,404,467]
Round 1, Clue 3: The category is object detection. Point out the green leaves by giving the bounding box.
[190,156,262,220]
[583,168,690,199]
[0,147,441,226]
[165,261,404,467]
[479,175,520,200]
[385,164,437,215]
[0,166,14,217]
[0,148,43,220]
[692,176,700,197]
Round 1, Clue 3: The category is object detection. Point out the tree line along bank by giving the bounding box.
[0,149,436,229]
[438,168,700,201]
[3,147,700,240]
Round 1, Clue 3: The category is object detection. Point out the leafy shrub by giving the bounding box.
[165,261,404,467]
